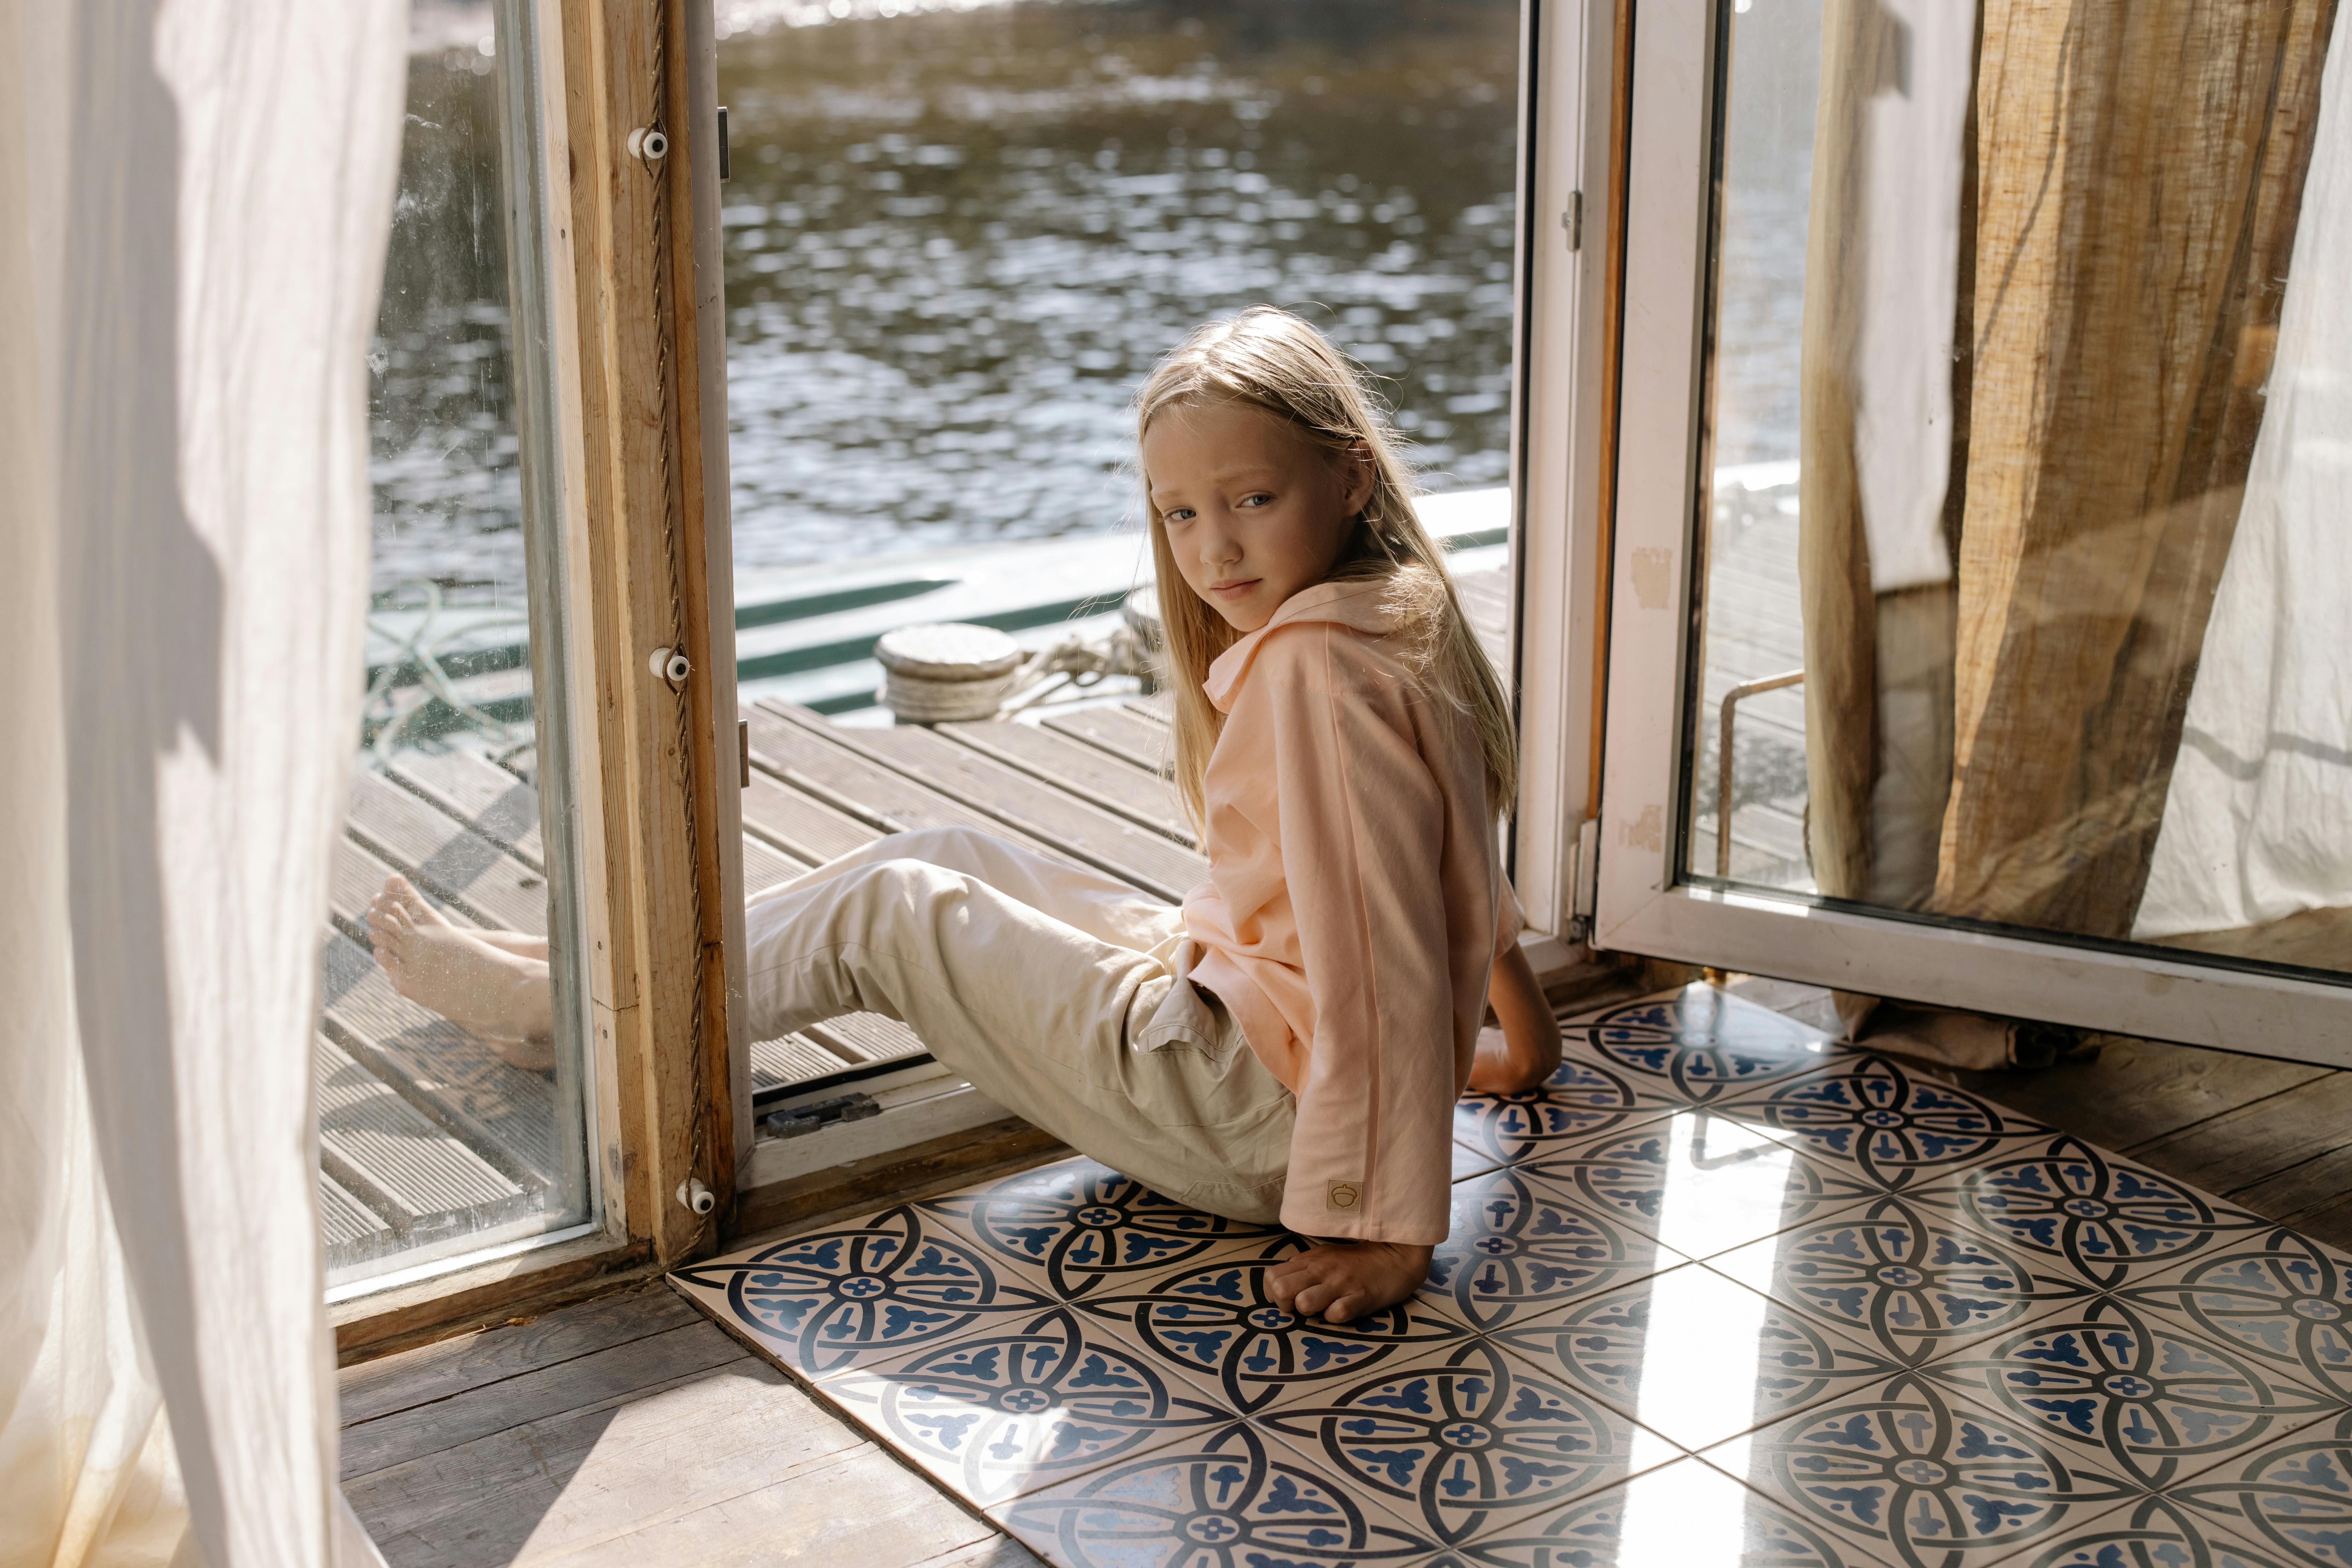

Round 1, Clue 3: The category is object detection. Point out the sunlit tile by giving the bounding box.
[1920,1290,2339,1492]
[2169,1409,2352,1567]
[1522,1108,1880,1262]
[1254,1334,1681,1547]
[820,1303,1241,1506]
[2119,1225,2352,1404]
[1715,1053,2056,1194]
[1416,1455,1902,1567]
[916,1154,1283,1305]
[1421,1166,1688,1331]
[669,1203,1054,1380]
[1053,1245,1473,1416]
[1570,985,1848,1107]
[993,1418,1436,1568]
[1905,1134,2275,1290]
[1709,1195,2093,1365]
[1491,1264,1900,1453]
[2015,1492,2298,1568]
[1700,1368,2140,1566]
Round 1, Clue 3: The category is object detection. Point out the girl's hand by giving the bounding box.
[1265,1241,1434,1324]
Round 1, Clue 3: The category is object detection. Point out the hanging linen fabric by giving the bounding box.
[0,0,405,1562]
[1792,0,2340,1064]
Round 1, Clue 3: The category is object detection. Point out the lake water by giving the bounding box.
[368,0,1524,596]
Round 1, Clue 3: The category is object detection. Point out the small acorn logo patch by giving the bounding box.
[1326,1181,1361,1211]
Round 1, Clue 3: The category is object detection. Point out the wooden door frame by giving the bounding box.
[334,0,736,1362]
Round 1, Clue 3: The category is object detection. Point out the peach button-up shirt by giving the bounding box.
[1183,577,1519,1245]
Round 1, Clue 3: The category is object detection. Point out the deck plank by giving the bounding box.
[804,1011,926,1064]
[2124,1071,2352,1198]
[751,1032,855,1091]
[1038,705,1170,775]
[348,772,552,934]
[387,751,546,869]
[744,704,1098,881]
[343,1354,1010,1568]
[844,722,1204,901]
[741,767,884,864]
[340,1281,702,1425]
[1951,1040,2333,1159]
[319,932,558,1187]
[741,833,802,897]
[316,1033,526,1239]
[320,1171,397,1261]
[340,1320,749,1480]
[940,720,1194,844]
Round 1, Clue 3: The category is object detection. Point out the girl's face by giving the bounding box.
[1143,399,1375,633]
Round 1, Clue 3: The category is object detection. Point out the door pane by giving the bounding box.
[1687,0,2352,979]
[323,0,593,1290]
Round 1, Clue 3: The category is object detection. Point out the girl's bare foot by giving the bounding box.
[368,875,556,1071]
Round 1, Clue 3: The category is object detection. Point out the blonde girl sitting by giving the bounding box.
[370,304,1561,1322]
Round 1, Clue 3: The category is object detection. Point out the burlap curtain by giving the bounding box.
[1797,0,2339,1052]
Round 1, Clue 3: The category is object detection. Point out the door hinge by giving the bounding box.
[739,719,751,788]
[1563,190,1583,252]
[761,1092,882,1139]
[718,105,731,182]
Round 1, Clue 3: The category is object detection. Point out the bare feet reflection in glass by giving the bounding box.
[367,874,556,1073]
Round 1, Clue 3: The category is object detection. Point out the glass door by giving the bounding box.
[1594,0,2352,1053]
[321,0,597,1292]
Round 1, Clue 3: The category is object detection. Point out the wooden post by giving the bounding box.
[559,0,733,1267]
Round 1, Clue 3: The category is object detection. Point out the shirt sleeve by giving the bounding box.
[1493,873,1525,961]
[1250,625,1458,1246]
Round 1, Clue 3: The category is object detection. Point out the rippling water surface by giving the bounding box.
[369,0,1522,594]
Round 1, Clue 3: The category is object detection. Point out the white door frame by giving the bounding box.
[1509,0,1618,947]
[1583,0,2352,1060]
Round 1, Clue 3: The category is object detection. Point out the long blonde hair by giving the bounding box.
[1136,306,1518,831]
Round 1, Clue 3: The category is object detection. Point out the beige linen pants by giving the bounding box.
[742,826,1296,1222]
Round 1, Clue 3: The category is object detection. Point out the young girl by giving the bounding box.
[369,305,1562,1322]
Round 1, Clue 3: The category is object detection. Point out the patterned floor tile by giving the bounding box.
[1709,1195,2097,1367]
[1452,1055,1670,1170]
[1700,1368,2142,1568]
[1918,1292,2339,1492]
[2170,1412,2352,1567]
[819,1303,1242,1506]
[1252,1334,1681,1546]
[1489,1262,1904,1453]
[1057,1247,1476,1416]
[994,1417,1438,1567]
[1716,1055,2058,1195]
[669,1202,1054,1379]
[1418,1164,1688,1332]
[1521,1108,1883,1262]
[916,1155,1283,1307]
[1573,986,1848,1108]
[1905,1136,2276,1292]
[1414,1455,1904,1567]
[2118,1227,2352,1404]
[1999,1491,2297,1567]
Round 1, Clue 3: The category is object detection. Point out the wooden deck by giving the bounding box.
[339,969,2352,1566]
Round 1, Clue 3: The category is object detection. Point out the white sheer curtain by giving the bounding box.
[2135,9,2352,947]
[0,1,405,1563]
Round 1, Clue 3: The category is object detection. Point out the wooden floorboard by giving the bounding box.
[1037,705,1169,774]
[348,772,552,934]
[742,765,886,865]
[388,751,547,870]
[341,1281,1040,1568]
[744,704,1101,884]
[938,720,1194,845]
[846,722,1205,901]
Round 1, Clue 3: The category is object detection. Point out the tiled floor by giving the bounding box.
[670,986,2352,1567]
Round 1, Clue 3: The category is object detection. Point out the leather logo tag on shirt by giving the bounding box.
[1326,1181,1362,1211]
